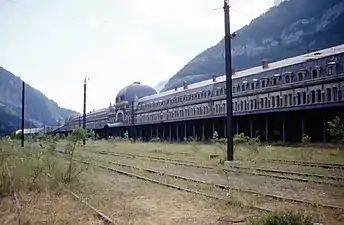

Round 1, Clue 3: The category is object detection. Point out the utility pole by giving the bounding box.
[224,0,234,161]
[131,101,136,142]
[21,81,25,147]
[83,77,87,145]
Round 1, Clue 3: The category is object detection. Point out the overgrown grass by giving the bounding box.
[0,128,91,224]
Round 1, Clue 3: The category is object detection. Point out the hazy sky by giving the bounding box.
[0,0,274,113]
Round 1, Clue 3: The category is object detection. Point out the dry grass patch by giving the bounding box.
[81,139,344,165]
[0,130,98,225]
[0,191,102,225]
[75,139,344,224]
[74,165,256,225]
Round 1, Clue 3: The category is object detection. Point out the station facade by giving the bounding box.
[58,44,344,143]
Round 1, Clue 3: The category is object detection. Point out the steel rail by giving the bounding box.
[74,154,344,211]
[91,151,344,186]
[262,158,344,169]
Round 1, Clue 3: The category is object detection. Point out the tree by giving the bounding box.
[327,116,344,144]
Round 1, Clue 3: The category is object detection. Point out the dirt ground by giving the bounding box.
[73,166,257,225]
[73,140,344,225]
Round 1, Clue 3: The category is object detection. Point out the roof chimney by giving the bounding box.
[262,60,269,69]
[174,86,178,91]
[212,74,216,82]
[183,81,188,89]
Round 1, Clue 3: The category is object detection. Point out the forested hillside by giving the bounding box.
[0,66,78,135]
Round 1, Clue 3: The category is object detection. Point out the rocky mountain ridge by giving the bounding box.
[162,0,344,92]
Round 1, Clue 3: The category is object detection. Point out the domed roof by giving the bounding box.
[116,82,157,104]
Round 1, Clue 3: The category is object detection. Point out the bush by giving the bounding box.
[62,128,89,184]
[327,116,344,144]
[233,133,248,145]
[301,133,311,145]
[234,133,260,153]
[0,138,64,196]
[249,211,313,225]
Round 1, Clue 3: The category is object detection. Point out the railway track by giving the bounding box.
[263,158,344,169]
[73,153,344,212]
[68,191,116,225]
[43,167,116,225]
[90,150,344,186]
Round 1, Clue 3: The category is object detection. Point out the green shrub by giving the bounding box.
[249,211,313,225]
[327,116,344,144]
[62,128,89,184]
[302,133,311,145]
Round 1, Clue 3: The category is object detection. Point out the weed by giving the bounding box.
[302,134,311,145]
[62,128,89,185]
[249,211,314,225]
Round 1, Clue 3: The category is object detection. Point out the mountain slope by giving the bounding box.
[162,0,344,92]
[154,80,168,93]
[0,66,78,135]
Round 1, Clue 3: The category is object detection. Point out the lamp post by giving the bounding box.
[224,0,235,161]
[160,113,164,141]
[131,101,136,142]
[21,81,25,147]
[83,76,90,145]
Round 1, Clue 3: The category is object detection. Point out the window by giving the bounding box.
[261,80,266,88]
[302,92,307,104]
[251,82,255,90]
[264,97,268,108]
[276,96,280,107]
[326,88,332,101]
[311,91,315,103]
[254,99,257,109]
[250,100,253,109]
[333,87,338,101]
[322,92,325,102]
[328,66,334,75]
[289,94,293,106]
[272,78,277,85]
[312,69,318,79]
[297,93,301,105]
[260,98,264,109]
[272,96,275,107]
[285,75,290,83]
[242,84,246,91]
[297,72,303,81]
[317,90,322,103]
[284,95,288,106]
